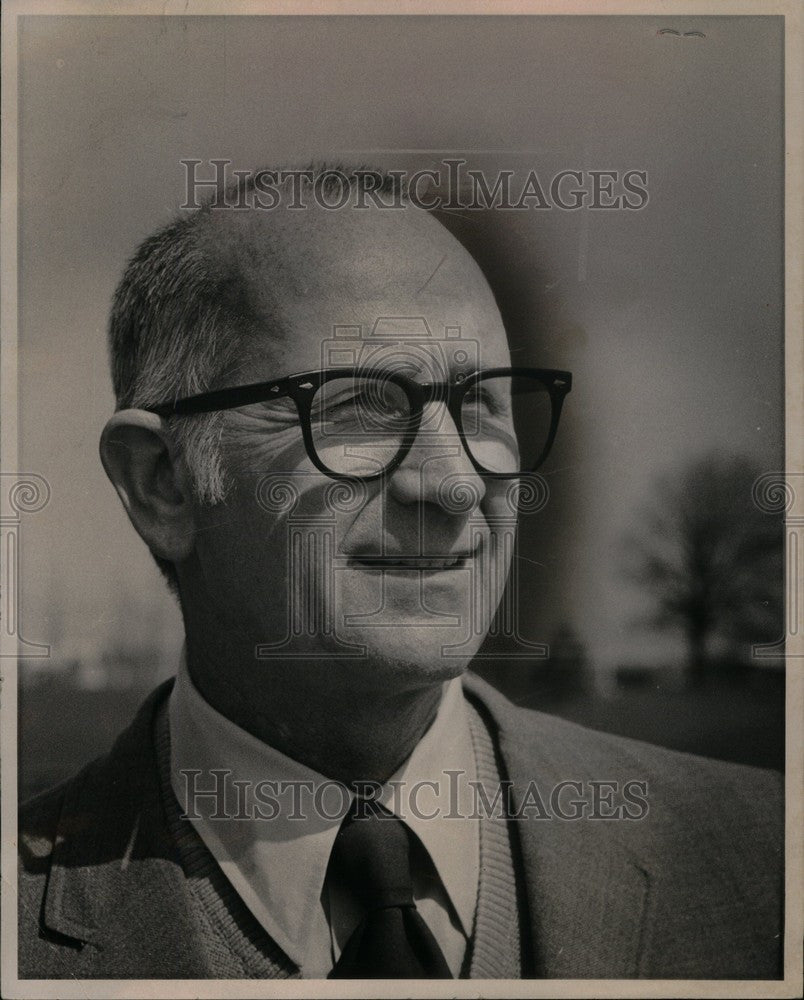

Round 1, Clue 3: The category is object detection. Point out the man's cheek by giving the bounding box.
[221,441,316,514]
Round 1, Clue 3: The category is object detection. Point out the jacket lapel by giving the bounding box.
[464,674,651,978]
[41,681,216,976]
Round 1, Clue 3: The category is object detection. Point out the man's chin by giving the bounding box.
[329,624,482,689]
[365,647,470,685]
[324,576,494,683]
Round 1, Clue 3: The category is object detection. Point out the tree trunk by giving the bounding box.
[686,623,708,688]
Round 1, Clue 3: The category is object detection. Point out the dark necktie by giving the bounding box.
[327,798,453,979]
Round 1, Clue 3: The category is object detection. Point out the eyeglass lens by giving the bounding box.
[310,377,413,477]
[309,373,553,477]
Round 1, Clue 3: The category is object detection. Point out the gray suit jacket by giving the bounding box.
[18,673,783,979]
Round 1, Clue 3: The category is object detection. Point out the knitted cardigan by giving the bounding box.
[152,698,524,978]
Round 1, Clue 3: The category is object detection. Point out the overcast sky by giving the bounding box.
[17,13,784,677]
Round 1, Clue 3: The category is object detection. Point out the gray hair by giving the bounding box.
[108,164,407,593]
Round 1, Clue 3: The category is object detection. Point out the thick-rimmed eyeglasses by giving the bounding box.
[148,366,572,482]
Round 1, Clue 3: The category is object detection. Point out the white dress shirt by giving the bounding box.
[168,659,479,977]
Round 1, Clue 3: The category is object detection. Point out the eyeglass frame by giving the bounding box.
[147,366,573,482]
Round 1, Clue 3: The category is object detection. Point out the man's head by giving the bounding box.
[101,166,520,698]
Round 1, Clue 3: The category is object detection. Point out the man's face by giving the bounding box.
[185,202,515,690]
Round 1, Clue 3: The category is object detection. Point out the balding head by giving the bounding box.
[185,178,504,376]
[106,165,509,592]
[111,165,502,397]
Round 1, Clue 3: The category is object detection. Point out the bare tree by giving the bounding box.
[622,453,783,684]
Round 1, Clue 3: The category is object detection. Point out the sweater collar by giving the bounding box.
[168,657,478,970]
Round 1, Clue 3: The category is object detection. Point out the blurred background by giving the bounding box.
[16,13,785,800]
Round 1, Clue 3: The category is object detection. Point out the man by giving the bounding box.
[19,166,782,980]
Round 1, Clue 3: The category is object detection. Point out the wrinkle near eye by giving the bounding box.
[251,398,300,418]
[223,403,309,469]
[234,400,300,427]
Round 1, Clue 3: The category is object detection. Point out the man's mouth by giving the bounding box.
[347,551,476,571]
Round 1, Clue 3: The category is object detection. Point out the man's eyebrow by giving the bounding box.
[220,357,264,382]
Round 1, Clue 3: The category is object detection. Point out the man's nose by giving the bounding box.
[386,402,486,511]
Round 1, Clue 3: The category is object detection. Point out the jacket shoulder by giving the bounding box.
[19,778,69,872]
[19,679,174,865]
[463,670,783,891]
[465,671,783,803]
[18,681,175,979]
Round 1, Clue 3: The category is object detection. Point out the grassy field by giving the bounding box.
[526,681,785,772]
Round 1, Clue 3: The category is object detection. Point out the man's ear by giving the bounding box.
[99,410,197,562]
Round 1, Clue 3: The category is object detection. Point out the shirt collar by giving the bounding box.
[378,676,478,936]
[168,657,478,969]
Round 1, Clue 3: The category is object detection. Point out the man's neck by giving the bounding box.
[184,640,446,786]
